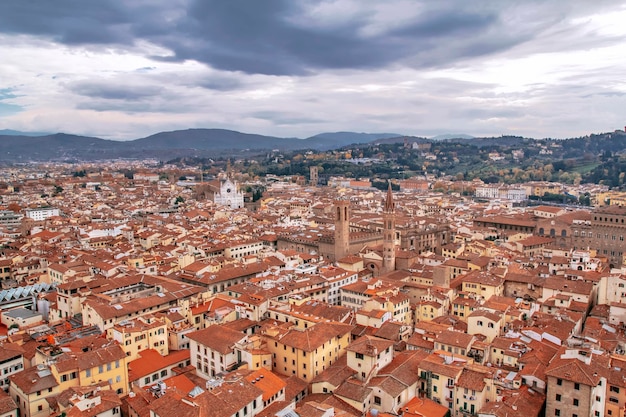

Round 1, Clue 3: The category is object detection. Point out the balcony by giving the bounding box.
[225,361,247,372]
[458,407,476,416]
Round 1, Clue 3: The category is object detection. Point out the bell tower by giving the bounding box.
[310,166,319,186]
[334,198,350,260]
[382,182,396,273]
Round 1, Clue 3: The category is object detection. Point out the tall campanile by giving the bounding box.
[334,198,350,260]
[382,183,396,273]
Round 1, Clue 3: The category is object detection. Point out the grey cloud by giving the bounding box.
[75,99,184,114]
[0,1,138,44]
[250,111,326,125]
[196,76,244,92]
[169,1,514,74]
[2,0,620,76]
[456,107,526,120]
[69,81,163,100]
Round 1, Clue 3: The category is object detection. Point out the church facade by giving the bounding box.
[213,176,244,209]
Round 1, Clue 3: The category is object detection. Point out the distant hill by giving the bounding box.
[0,127,623,163]
[0,133,122,161]
[0,129,52,136]
[0,128,402,161]
[446,136,526,147]
[128,129,302,151]
[430,133,474,140]
[304,132,402,149]
[371,135,429,145]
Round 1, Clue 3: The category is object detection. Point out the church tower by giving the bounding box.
[309,166,319,186]
[334,198,350,260]
[382,182,396,273]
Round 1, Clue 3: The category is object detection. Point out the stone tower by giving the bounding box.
[334,198,350,260]
[310,166,319,186]
[382,182,396,273]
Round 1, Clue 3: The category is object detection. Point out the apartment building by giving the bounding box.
[0,343,24,392]
[106,315,168,360]
[346,336,394,382]
[49,343,129,396]
[128,349,190,388]
[24,207,60,221]
[453,367,496,416]
[9,365,59,417]
[262,321,353,382]
[80,275,206,331]
[419,353,465,409]
[571,205,626,268]
[186,324,248,379]
[460,271,505,300]
[545,348,607,417]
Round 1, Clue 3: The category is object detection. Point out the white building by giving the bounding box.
[214,176,244,209]
[0,344,24,391]
[186,325,248,378]
[475,185,526,201]
[24,207,60,221]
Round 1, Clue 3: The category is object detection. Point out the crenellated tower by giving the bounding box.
[334,198,350,260]
[382,182,396,273]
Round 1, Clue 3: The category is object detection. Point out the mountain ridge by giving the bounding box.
[0,127,623,162]
[0,128,403,161]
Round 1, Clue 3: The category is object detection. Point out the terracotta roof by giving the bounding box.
[65,388,122,417]
[273,322,354,352]
[456,368,487,391]
[0,342,24,362]
[435,330,475,348]
[334,378,372,403]
[54,343,126,373]
[346,335,394,356]
[0,390,17,415]
[545,349,609,386]
[310,356,355,387]
[186,324,246,354]
[243,369,286,402]
[402,395,449,417]
[9,364,58,394]
[128,349,190,381]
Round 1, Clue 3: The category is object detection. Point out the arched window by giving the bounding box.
[561,230,567,237]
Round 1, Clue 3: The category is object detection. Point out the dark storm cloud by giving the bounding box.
[167,0,523,74]
[0,0,557,76]
[0,0,622,77]
[0,1,138,44]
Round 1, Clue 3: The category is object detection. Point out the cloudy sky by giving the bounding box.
[1,1,625,140]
